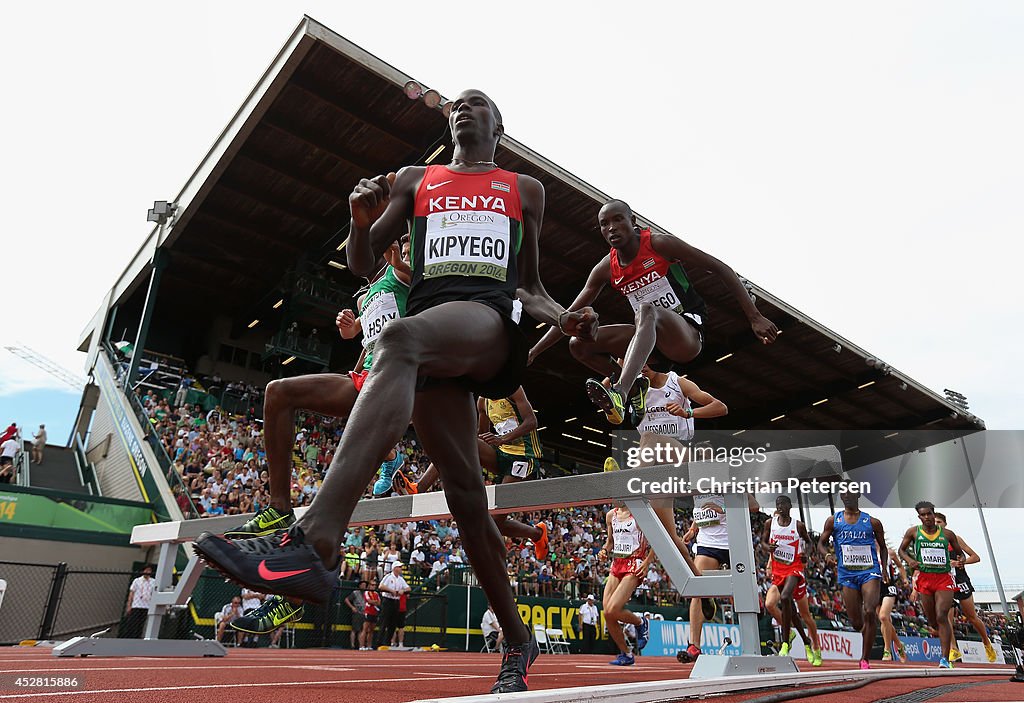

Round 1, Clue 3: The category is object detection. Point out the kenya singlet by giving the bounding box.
[610,228,707,324]
[409,165,523,320]
[360,266,409,371]
[637,371,694,441]
[485,397,542,459]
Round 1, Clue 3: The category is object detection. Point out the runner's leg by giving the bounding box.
[568,324,635,381]
[859,579,881,662]
[617,305,701,396]
[960,596,993,647]
[411,382,530,645]
[263,374,358,513]
[689,555,721,647]
[297,302,510,565]
[604,574,642,654]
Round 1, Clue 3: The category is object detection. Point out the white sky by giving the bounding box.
[1,3,1021,588]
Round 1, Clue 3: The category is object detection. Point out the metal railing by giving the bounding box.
[72,432,100,496]
[13,431,30,487]
[102,343,200,520]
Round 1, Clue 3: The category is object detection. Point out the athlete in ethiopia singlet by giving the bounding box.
[609,228,707,330]
[409,165,523,321]
[913,525,955,596]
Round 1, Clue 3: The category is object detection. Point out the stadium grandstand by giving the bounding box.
[2,15,1017,703]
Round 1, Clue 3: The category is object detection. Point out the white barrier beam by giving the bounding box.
[82,446,840,659]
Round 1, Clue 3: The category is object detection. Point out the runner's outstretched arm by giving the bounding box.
[898,527,918,571]
[514,174,597,338]
[648,233,778,344]
[956,536,981,567]
[528,258,609,363]
[676,378,728,418]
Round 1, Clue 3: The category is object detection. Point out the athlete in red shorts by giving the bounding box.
[599,504,652,666]
[761,496,821,665]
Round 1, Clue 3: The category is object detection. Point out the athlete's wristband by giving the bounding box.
[557,310,571,335]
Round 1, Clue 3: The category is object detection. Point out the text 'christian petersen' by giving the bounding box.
[626,476,872,496]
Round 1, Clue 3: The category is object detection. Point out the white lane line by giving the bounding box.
[0,674,491,699]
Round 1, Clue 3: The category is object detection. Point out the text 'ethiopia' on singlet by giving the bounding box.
[409,165,523,320]
[611,511,649,559]
[485,397,541,459]
[609,228,707,323]
[914,526,951,574]
[832,510,879,572]
[360,265,410,371]
[637,371,694,441]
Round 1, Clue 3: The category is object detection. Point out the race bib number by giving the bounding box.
[494,417,519,436]
[510,460,530,478]
[773,543,796,565]
[956,580,972,595]
[920,547,948,568]
[423,211,511,281]
[693,506,722,528]
[624,274,684,314]
[612,520,641,557]
[639,417,680,438]
[361,291,400,348]
[841,544,874,571]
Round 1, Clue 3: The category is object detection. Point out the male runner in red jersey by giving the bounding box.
[529,199,777,425]
[195,89,597,694]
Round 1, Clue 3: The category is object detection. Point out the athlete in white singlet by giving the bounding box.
[599,504,652,666]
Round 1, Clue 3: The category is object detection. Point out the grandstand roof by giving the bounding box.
[79,16,983,469]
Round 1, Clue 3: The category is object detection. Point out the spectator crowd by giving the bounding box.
[137,386,1013,648]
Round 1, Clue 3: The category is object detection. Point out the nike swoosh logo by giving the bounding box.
[426,180,453,191]
[613,276,624,285]
[258,560,311,581]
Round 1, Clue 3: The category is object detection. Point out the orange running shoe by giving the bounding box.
[534,522,549,561]
[392,470,418,495]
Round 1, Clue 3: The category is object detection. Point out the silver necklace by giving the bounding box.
[450,158,498,167]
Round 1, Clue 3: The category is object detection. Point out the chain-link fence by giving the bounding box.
[52,569,136,639]
[0,561,59,644]
[0,561,450,648]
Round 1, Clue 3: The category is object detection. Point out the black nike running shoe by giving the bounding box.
[490,636,540,693]
[222,506,296,539]
[230,595,303,634]
[194,526,338,604]
[626,374,650,428]
[585,379,626,425]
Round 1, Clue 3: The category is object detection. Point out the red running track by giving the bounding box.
[0,648,1016,703]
